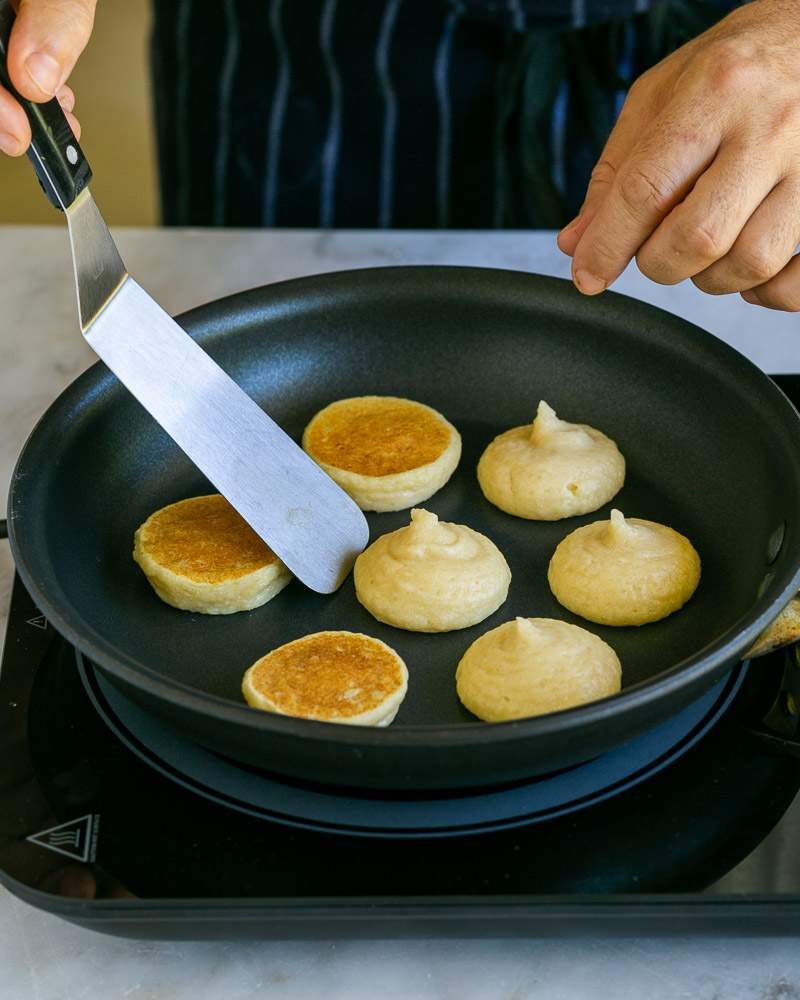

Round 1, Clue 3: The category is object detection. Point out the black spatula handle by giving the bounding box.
[0,0,91,210]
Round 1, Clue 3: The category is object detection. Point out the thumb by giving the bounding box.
[7,0,96,102]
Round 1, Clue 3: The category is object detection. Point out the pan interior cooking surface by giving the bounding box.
[8,267,800,788]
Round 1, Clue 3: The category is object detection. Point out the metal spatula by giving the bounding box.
[0,3,368,594]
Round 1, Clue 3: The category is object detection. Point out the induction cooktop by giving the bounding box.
[1,380,800,940]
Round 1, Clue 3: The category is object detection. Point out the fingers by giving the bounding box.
[7,0,97,102]
[0,85,31,154]
[736,177,800,309]
[59,111,82,140]
[635,139,783,287]
[742,255,800,311]
[0,0,92,156]
[570,102,722,294]
[557,84,654,257]
[57,83,75,112]
[64,107,80,138]
[0,81,78,154]
[691,177,800,295]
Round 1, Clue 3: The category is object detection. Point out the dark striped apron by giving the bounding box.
[150,0,740,229]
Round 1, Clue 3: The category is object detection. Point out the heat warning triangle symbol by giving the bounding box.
[26,615,48,630]
[26,814,96,862]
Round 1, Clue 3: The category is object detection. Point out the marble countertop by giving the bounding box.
[1,225,799,998]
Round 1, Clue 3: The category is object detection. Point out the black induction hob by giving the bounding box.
[1,380,800,940]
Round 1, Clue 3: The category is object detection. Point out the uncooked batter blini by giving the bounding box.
[302,395,461,511]
[456,617,622,722]
[354,507,511,632]
[548,509,701,626]
[477,400,625,520]
[133,494,292,614]
[242,631,408,726]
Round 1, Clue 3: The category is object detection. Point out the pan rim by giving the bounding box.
[8,265,800,749]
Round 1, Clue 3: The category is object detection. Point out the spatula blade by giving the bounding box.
[84,277,369,593]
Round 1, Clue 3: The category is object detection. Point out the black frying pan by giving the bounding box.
[8,267,800,791]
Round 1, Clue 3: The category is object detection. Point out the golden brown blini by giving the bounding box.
[477,400,625,520]
[302,395,461,511]
[548,509,701,626]
[456,617,622,721]
[354,507,511,632]
[133,494,291,614]
[242,631,408,726]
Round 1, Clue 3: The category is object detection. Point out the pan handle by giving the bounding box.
[0,0,92,209]
[0,519,6,540]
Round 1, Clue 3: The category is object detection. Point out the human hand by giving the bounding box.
[1,0,96,156]
[558,0,800,311]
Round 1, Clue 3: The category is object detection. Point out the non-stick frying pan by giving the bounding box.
[8,267,800,791]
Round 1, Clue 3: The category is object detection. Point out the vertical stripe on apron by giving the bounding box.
[615,18,636,117]
[174,0,193,224]
[376,0,403,228]
[264,0,291,226]
[508,0,525,32]
[551,78,569,197]
[434,7,460,228]
[319,0,342,227]
[213,0,240,225]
